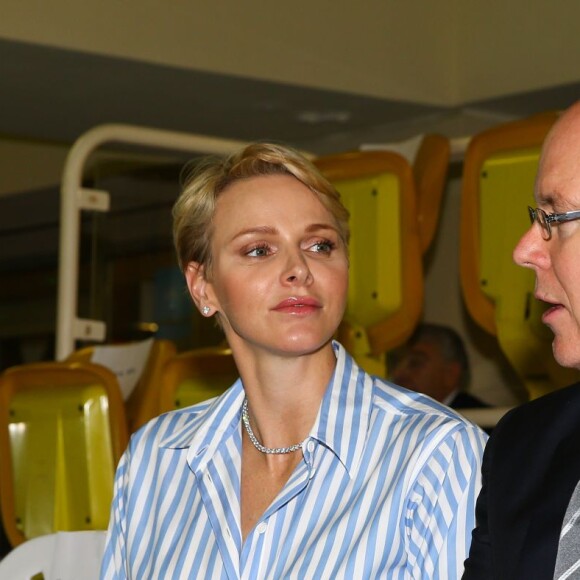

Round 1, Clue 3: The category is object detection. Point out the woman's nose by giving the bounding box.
[282,251,312,285]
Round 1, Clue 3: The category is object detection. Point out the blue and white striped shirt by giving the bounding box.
[101,342,486,579]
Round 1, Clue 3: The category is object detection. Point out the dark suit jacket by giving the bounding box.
[450,391,489,409]
[463,382,580,580]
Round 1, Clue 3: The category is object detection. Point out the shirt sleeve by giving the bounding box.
[100,445,131,580]
[461,425,495,579]
[405,423,487,579]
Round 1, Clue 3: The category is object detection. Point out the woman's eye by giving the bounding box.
[310,240,335,253]
[246,245,270,257]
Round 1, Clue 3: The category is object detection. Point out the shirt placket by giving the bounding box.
[195,465,240,579]
[240,439,318,579]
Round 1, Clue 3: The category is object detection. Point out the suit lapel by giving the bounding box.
[515,427,580,579]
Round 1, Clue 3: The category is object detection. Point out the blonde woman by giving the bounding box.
[101,143,486,579]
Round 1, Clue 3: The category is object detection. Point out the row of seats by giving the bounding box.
[317,113,579,399]
[0,340,239,548]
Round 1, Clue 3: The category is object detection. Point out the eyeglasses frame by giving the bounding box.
[527,206,580,240]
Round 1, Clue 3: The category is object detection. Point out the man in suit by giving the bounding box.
[463,100,580,579]
[391,323,489,409]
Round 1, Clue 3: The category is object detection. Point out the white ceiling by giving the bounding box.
[1,37,579,156]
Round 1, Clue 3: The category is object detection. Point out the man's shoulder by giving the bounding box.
[483,382,580,546]
[502,382,580,422]
[491,381,580,449]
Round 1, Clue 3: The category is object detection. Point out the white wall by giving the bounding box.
[456,0,580,101]
[0,139,67,197]
[1,1,580,106]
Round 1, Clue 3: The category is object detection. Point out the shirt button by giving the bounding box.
[257,522,267,534]
[307,441,315,453]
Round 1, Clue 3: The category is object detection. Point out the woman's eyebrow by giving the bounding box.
[229,226,277,243]
[305,223,338,233]
[229,223,337,242]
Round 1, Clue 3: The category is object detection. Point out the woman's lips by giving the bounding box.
[272,297,321,314]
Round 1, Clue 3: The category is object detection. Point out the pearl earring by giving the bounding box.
[202,306,211,316]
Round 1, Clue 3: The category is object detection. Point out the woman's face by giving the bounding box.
[189,173,349,358]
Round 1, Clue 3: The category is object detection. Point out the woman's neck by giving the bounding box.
[232,341,336,452]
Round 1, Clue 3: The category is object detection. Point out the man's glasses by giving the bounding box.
[527,206,580,240]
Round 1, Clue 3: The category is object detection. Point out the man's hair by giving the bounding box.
[408,323,470,391]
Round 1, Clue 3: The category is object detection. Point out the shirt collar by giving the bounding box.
[309,341,373,478]
[159,342,373,478]
[160,379,244,453]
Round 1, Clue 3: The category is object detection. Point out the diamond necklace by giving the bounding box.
[242,398,303,454]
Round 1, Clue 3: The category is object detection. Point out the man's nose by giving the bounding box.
[513,224,550,270]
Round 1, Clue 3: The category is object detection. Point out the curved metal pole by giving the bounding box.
[56,123,258,360]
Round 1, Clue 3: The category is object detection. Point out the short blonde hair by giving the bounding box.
[173,142,350,273]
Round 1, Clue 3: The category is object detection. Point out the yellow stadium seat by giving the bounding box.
[413,134,451,253]
[159,346,239,413]
[314,151,423,377]
[0,361,128,547]
[68,339,176,432]
[460,111,580,399]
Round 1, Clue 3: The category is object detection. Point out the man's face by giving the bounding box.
[513,104,580,369]
[390,340,460,402]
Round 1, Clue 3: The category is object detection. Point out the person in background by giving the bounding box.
[0,526,10,560]
[463,100,580,579]
[391,323,489,409]
[101,142,486,579]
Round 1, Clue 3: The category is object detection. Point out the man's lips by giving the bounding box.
[542,304,563,322]
[536,295,564,323]
[272,297,321,312]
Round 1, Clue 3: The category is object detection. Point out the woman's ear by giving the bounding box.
[185,262,209,310]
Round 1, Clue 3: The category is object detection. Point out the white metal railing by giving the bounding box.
[56,124,257,360]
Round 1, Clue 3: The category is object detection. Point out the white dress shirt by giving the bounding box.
[101,342,486,579]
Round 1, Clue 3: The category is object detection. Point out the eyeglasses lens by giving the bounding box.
[528,207,551,240]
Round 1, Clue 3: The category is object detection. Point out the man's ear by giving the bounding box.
[185,262,210,310]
